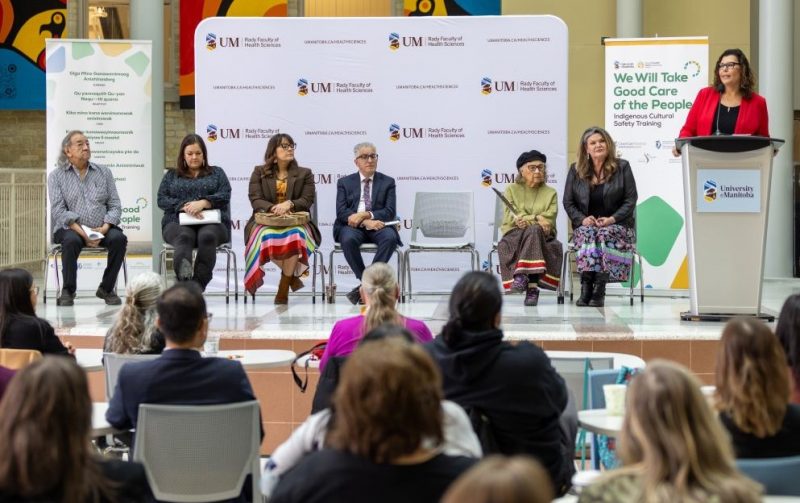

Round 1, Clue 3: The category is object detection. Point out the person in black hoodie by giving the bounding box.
[426,271,575,495]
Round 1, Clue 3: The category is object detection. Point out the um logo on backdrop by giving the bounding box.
[206,33,239,50]
[388,32,423,50]
[703,180,717,202]
[389,123,424,141]
[481,77,515,94]
[206,124,239,142]
[297,78,332,95]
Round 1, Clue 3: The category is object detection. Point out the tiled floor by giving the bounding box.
[43,278,800,453]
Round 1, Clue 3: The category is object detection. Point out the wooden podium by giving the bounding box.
[675,136,784,321]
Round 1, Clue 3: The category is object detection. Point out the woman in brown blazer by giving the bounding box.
[244,133,320,304]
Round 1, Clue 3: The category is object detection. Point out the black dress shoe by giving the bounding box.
[345,286,362,305]
[96,286,122,305]
[56,289,75,306]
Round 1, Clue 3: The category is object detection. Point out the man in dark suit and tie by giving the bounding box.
[334,142,402,304]
[106,282,260,436]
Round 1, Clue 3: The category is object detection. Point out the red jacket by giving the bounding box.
[679,86,770,138]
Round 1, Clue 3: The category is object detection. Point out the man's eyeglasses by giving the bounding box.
[524,164,546,172]
[71,140,90,148]
[356,154,379,161]
[278,143,297,150]
[718,62,741,70]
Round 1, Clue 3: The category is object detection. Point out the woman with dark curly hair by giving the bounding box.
[243,133,320,304]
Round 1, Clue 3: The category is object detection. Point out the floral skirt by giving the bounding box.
[244,223,317,294]
[498,225,563,291]
[573,224,635,282]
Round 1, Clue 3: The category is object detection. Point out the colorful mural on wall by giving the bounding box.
[180,0,287,108]
[0,0,67,110]
[404,0,500,16]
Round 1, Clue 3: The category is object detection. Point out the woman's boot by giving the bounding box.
[275,274,291,305]
[289,276,304,292]
[576,272,595,306]
[589,272,609,307]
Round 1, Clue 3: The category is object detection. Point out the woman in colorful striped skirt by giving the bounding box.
[244,133,320,304]
[497,150,563,307]
[563,127,638,307]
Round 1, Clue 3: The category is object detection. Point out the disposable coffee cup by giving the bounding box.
[204,334,220,356]
[603,384,627,416]
[700,385,716,407]
[572,470,601,494]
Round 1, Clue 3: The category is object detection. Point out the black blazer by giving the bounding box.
[333,171,399,242]
[105,348,261,439]
[0,315,71,355]
[245,164,319,244]
[562,159,638,229]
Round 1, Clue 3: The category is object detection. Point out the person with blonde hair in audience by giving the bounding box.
[775,293,800,404]
[0,357,150,502]
[715,317,800,458]
[578,359,761,503]
[441,455,554,503]
[271,338,476,503]
[103,271,165,354]
[318,262,431,371]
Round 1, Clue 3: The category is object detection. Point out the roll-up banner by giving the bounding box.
[605,37,708,291]
[45,39,153,291]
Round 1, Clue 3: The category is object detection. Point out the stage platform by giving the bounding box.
[42,278,799,453]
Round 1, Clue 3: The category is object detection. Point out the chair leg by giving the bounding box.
[396,248,404,303]
[312,250,317,304]
[54,250,62,296]
[319,251,326,304]
[225,249,231,304]
[232,250,239,303]
[43,252,50,303]
[404,250,413,302]
[638,252,644,303]
[328,249,336,302]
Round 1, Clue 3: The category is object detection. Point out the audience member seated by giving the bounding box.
[0,268,74,356]
[426,271,574,495]
[263,325,481,499]
[441,455,554,503]
[106,282,260,438]
[104,272,164,354]
[578,360,761,503]
[0,365,15,399]
[271,338,476,503]
[714,317,800,458]
[775,294,800,404]
[318,262,432,371]
[0,357,150,502]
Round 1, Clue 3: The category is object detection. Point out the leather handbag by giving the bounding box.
[254,211,310,227]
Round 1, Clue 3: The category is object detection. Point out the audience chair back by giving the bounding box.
[736,455,800,496]
[550,357,614,412]
[0,348,42,369]
[132,401,261,502]
[103,352,160,401]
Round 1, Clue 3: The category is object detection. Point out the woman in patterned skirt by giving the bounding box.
[497,150,563,306]
[244,133,320,304]
[563,127,638,307]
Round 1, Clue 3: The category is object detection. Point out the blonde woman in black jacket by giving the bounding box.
[563,127,638,307]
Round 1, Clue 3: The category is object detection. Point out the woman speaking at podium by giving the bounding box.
[673,48,769,156]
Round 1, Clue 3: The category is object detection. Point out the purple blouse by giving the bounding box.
[319,315,433,371]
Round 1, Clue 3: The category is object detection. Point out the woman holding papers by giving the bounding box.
[157,133,232,291]
[497,150,562,306]
[563,127,638,307]
[674,48,769,156]
[243,133,320,304]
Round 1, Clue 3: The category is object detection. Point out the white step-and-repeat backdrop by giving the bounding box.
[195,15,568,294]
